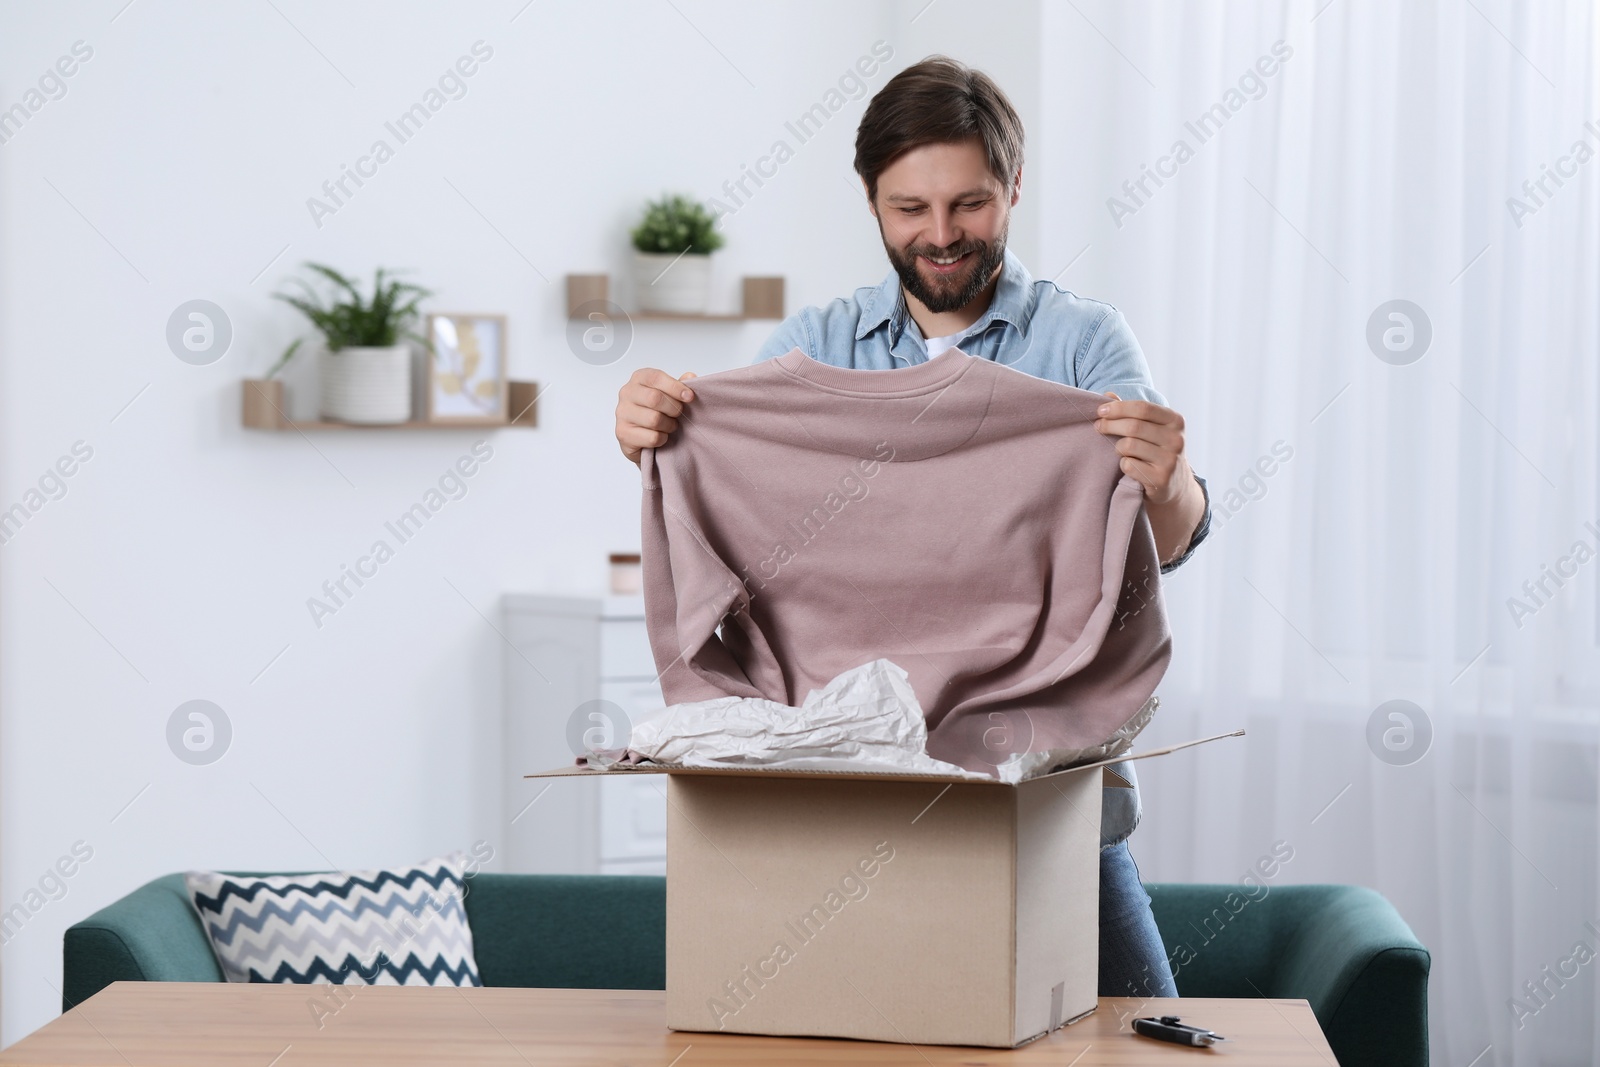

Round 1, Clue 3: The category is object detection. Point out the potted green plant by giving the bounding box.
[630,194,725,314]
[270,263,432,424]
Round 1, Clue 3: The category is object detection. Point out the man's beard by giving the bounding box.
[882,218,1008,315]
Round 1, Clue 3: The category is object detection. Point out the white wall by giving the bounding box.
[0,0,1041,1044]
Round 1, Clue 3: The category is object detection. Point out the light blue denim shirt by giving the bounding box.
[755,248,1212,847]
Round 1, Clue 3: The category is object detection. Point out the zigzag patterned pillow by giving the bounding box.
[184,853,481,985]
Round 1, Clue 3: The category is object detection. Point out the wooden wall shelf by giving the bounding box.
[242,380,539,431]
[566,273,783,321]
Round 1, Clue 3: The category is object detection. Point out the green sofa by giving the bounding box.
[62,874,1427,1066]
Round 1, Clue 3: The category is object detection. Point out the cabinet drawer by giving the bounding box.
[599,775,668,862]
[599,619,655,679]
[599,855,666,876]
[599,680,665,725]
[597,680,668,864]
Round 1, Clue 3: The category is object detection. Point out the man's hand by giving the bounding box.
[616,368,698,465]
[1094,391,1207,565]
[1093,391,1188,504]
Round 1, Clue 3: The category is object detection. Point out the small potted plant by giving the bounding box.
[270,263,432,424]
[630,194,725,314]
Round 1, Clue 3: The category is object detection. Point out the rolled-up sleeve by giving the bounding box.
[1158,473,1211,573]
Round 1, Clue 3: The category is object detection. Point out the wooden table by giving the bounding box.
[0,984,1339,1065]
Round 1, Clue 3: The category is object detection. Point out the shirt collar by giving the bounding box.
[856,247,1039,344]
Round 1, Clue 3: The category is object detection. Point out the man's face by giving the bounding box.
[870,139,1019,315]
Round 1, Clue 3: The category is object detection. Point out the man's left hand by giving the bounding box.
[1094,391,1208,567]
[1093,391,1191,505]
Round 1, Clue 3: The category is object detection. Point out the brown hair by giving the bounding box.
[854,55,1025,204]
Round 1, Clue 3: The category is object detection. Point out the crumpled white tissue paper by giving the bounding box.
[586,658,989,778]
[583,657,1159,783]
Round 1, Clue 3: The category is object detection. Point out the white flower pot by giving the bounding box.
[635,251,712,314]
[319,344,412,424]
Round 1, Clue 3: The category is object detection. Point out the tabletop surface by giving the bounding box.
[0,984,1339,1065]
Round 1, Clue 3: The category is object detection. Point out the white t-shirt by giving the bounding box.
[923,331,968,358]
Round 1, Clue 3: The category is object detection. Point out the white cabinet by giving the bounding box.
[501,594,667,875]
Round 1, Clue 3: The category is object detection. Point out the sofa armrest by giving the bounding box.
[1147,883,1429,1067]
[63,873,222,1010]
[1273,885,1431,1067]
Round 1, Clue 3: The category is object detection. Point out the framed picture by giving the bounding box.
[424,312,508,424]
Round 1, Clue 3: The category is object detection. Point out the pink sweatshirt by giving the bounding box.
[640,348,1171,776]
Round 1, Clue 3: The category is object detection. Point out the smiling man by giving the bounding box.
[614,55,1211,999]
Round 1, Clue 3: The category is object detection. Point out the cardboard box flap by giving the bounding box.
[1035,728,1247,778]
[524,729,1244,786]
[522,762,989,783]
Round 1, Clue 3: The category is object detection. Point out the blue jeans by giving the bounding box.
[1098,839,1178,997]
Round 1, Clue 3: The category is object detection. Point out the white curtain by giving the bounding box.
[1039,2,1600,1064]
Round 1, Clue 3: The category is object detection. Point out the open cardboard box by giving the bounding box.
[527,729,1243,1049]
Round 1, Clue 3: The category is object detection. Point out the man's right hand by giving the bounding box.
[615,368,698,464]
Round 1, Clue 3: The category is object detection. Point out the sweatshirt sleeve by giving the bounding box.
[640,446,766,703]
